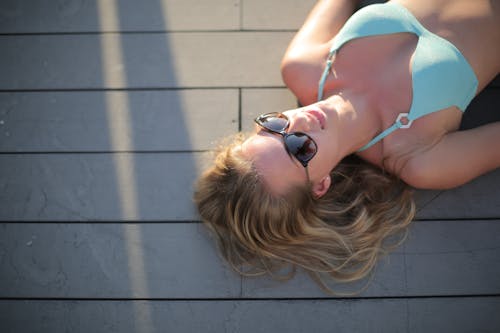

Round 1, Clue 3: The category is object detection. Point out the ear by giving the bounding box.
[312,175,331,198]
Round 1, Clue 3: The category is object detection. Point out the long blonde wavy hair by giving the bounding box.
[194,133,415,294]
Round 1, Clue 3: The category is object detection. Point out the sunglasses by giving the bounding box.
[254,112,318,179]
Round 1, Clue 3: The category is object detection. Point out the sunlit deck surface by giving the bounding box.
[0,0,499,332]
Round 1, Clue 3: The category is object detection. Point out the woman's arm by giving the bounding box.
[281,0,359,104]
[285,0,358,50]
[401,122,500,190]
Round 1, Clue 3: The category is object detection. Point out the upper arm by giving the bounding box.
[285,0,356,50]
[401,122,500,189]
[281,43,331,105]
[281,1,357,104]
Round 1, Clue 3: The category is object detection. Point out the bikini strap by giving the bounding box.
[317,50,336,101]
[357,113,414,151]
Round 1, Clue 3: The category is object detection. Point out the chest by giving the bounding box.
[395,0,499,91]
[330,34,465,168]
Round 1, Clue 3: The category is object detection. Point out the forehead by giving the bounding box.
[241,132,305,194]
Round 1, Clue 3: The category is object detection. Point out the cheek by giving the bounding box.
[313,136,334,167]
[317,128,336,149]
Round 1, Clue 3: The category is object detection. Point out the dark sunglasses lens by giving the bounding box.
[259,113,288,132]
[285,133,317,162]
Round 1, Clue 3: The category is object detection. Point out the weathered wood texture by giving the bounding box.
[1,153,499,221]
[0,33,293,89]
[0,90,239,152]
[1,0,499,332]
[0,153,208,221]
[0,222,499,298]
[0,0,242,32]
[0,86,498,221]
[1,298,499,333]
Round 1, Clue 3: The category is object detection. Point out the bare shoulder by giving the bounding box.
[399,122,500,189]
[280,0,357,105]
[281,42,331,105]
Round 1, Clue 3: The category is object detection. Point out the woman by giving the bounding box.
[194,0,500,293]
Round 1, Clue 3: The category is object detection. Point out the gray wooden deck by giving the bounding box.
[0,0,499,332]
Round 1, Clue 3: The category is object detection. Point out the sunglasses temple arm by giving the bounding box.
[304,166,311,183]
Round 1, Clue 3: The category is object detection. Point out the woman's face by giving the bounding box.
[241,105,338,196]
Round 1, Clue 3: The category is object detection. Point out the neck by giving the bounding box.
[318,93,381,157]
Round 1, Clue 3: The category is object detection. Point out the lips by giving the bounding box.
[305,109,326,130]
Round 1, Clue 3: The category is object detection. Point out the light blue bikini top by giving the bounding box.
[317,2,478,151]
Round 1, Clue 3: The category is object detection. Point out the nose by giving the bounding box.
[287,112,311,132]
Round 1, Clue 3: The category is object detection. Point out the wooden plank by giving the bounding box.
[0,153,209,221]
[241,0,386,31]
[0,0,396,34]
[402,220,500,295]
[0,298,499,332]
[0,32,293,90]
[241,0,387,32]
[407,297,500,332]
[0,90,238,152]
[242,220,500,297]
[0,153,498,221]
[415,167,500,220]
[242,0,316,30]
[0,223,241,298]
[1,221,499,298]
[0,0,239,33]
[241,88,298,132]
